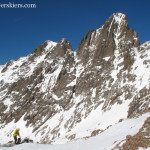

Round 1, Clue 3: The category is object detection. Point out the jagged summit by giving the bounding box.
[58,38,73,51]
[111,12,128,24]
[31,40,57,56]
[45,40,57,51]
[0,13,150,149]
[104,12,129,37]
[76,12,140,64]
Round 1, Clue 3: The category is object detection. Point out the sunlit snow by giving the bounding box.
[0,113,149,150]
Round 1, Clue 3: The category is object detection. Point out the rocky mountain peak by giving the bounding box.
[44,40,57,51]
[59,38,70,45]
[110,13,128,27]
[43,38,73,61]
[0,13,150,148]
[103,13,129,39]
[31,40,57,57]
[76,13,140,64]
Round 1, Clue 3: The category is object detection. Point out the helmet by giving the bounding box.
[17,128,20,131]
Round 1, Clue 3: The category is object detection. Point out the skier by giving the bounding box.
[13,128,21,144]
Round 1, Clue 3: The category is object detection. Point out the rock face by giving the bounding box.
[76,13,139,63]
[0,13,150,145]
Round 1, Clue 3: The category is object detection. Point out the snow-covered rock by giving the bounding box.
[0,13,150,149]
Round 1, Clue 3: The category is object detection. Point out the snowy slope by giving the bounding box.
[0,113,150,150]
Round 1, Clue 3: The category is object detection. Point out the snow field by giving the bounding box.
[0,113,150,150]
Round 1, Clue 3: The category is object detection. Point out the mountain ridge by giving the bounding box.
[0,12,150,149]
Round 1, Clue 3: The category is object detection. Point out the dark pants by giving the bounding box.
[14,136,17,144]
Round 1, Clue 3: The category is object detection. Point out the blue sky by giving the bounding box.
[0,0,150,65]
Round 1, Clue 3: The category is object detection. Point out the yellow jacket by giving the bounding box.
[13,129,20,137]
